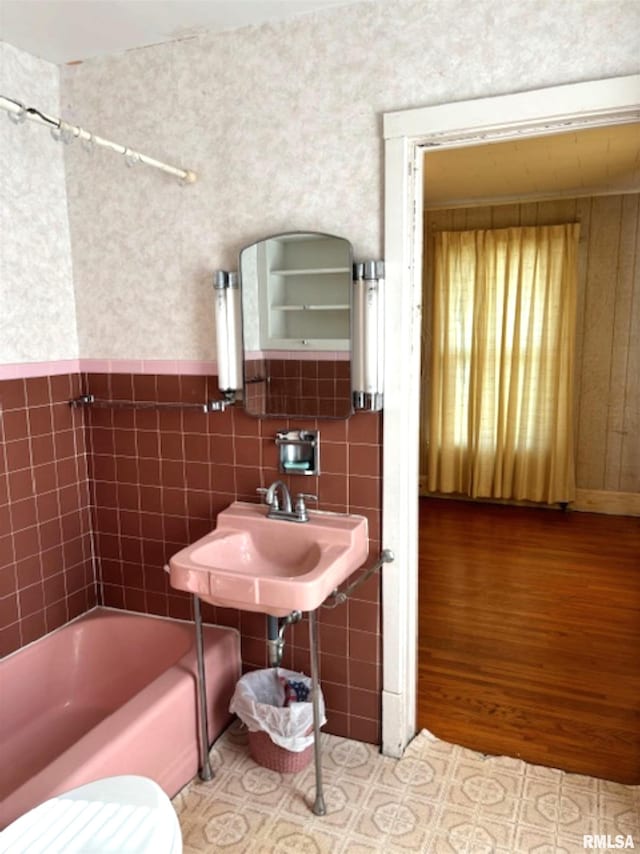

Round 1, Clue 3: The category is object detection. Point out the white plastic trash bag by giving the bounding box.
[229,668,326,752]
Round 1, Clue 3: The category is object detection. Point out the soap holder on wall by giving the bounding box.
[276,430,319,476]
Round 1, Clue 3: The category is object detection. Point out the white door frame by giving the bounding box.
[380,74,640,757]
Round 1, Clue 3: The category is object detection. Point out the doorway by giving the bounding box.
[414,135,640,781]
[380,75,640,761]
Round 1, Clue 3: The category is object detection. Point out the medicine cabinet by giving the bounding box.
[239,232,353,419]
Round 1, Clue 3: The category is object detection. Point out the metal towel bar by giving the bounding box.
[69,393,229,412]
[322,548,394,608]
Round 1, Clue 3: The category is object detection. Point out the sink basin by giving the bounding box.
[168,501,368,616]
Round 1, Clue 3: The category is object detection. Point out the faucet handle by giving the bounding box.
[256,487,273,507]
[257,486,280,510]
[295,492,317,512]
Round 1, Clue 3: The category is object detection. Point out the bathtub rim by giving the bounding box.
[0,604,242,661]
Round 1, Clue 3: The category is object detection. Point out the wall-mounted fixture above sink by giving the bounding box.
[168,501,368,617]
[213,230,385,417]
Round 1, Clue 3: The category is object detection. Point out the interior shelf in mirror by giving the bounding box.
[272,304,350,311]
[270,267,350,276]
[258,233,352,351]
[264,338,349,350]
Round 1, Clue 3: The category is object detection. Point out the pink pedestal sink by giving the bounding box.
[168,501,368,616]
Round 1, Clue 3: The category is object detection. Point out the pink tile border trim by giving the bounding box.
[82,359,218,375]
[0,359,81,380]
[0,359,218,380]
[0,353,351,380]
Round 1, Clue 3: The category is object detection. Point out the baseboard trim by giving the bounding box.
[419,480,640,517]
[573,489,640,517]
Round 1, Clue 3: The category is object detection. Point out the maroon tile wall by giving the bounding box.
[244,358,267,416]
[0,375,95,657]
[244,359,352,419]
[85,371,383,743]
[266,359,352,418]
[0,369,382,744]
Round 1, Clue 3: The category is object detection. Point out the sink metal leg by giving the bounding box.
[308,610,326,816]
[193,595,214,781]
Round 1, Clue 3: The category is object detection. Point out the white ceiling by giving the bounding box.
[0,0,368,64]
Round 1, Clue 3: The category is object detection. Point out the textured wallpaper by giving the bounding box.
[0,42,78,364]
[8,0,640,361]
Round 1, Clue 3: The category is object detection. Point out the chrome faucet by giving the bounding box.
[266,480,292,514]
[257,481,317,523]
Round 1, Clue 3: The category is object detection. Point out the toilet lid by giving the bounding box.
[0,776,182,854]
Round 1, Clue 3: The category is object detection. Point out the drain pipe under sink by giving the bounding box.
[267,612,302,666]
[267,616,279,666]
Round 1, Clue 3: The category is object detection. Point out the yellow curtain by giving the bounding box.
[425,223,579,504]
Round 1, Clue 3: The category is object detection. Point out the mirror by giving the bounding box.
[239,232,353,419]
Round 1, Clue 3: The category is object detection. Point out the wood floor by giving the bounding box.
[417,497,640,784]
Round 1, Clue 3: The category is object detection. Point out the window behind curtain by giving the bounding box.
[425,223,579,504]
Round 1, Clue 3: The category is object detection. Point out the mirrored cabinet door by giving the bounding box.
[240,232,353,420]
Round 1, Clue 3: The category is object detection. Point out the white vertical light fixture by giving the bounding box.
[213,271,243,401]
[352,260,385,411]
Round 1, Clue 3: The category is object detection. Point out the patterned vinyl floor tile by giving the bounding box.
[172,722,639,854]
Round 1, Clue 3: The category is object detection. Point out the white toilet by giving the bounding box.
[0,776,182,854]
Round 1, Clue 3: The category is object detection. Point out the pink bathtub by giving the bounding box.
[0,607,240,829]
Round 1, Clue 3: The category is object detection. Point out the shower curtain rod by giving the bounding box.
[0,95,197,184]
